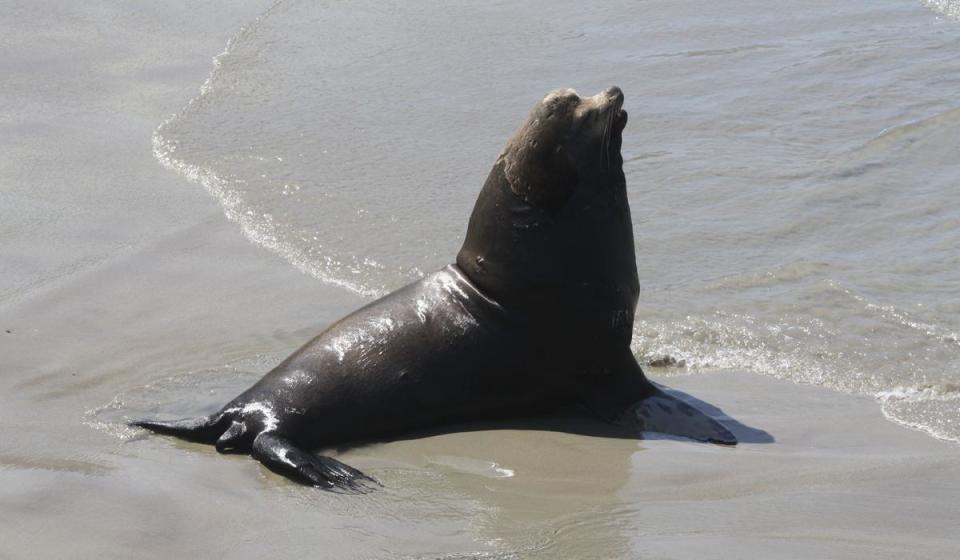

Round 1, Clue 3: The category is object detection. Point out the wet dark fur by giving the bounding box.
[133,87,735,492]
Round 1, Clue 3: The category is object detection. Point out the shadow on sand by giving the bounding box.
[345,382,774,451]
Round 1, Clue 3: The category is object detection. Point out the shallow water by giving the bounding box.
[156,0,960,442]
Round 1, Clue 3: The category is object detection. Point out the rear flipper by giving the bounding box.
[130,415,224,443]
[251,432,380,493]
[580,350,737,445]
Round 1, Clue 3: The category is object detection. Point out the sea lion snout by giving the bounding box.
[602,85,624,107]
[575,86,625,119]
[603,87,627,125]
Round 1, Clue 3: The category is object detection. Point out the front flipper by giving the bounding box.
[579,350,737,445]
[632,389,736,445]
[251,432,380,493]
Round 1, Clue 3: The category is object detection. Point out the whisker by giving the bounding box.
[601,109,614,169]
[600,116,608,169]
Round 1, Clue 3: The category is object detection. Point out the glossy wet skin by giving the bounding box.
[457,86,637,349]
[133,87,734,491]
[231,87,642,449]
[497,86,627,210]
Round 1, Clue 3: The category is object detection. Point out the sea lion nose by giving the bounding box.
[604,86,624,104]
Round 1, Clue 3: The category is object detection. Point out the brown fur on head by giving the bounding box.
[500,87,626,212]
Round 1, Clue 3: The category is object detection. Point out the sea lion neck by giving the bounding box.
[456,156,637,318]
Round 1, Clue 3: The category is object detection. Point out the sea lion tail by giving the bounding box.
[130,414,225,444]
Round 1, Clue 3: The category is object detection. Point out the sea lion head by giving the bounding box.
[457,87,638,336]
[500,86,627,211]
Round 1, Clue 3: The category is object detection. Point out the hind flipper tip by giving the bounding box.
[252,432,380,493]
[129,419,170,430]
[316,455,382,491]
[127,415,220,443]
[304,459,381,494]
[298,455,380,494]
[129,418,174,431]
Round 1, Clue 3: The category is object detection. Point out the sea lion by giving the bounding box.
[133,87,735,491]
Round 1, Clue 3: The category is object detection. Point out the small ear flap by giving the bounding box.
[503,135,578,212]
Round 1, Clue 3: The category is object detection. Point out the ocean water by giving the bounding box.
[154,0,960,443]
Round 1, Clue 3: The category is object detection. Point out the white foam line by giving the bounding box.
[923,0,960,20]
[632,314,960,446]
[150,2,386,300]
[878,401,960,445]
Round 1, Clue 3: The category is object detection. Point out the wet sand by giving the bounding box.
[2,2,960,559]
